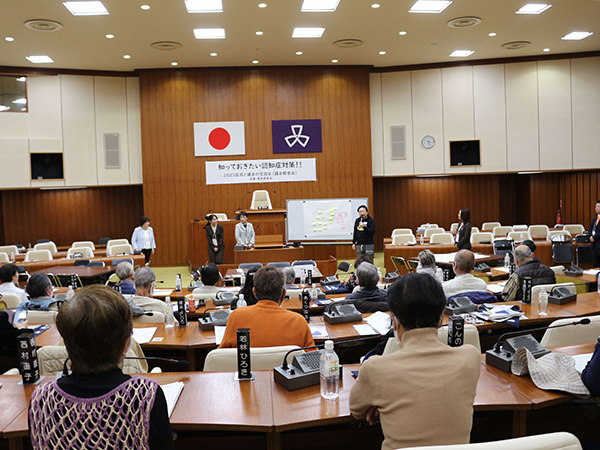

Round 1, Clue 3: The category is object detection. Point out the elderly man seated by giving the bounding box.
[502,245,556,302]
[345,262,388,313]
[129,267,165,314]
[441,250,487,298]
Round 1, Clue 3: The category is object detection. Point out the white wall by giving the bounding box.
[0,74,143,189]
[370,56,600,176]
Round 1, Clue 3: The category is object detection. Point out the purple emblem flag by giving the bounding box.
[272,119,322,154]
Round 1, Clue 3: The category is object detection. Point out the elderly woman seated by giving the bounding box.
[416,249,444,283]
[345,262,388,313]
[28,285,174,449]
[17,274,59,312]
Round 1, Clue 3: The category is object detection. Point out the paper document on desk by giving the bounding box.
[353,324,378,336]
[474,304,523,322]
[132,327,157,344]
[214,326,226,345]
[583,269,600,276]
[366,311,393,335]
[572,353,594,374]
[494,267,510,273]
[160,381,185,417]
[153,289,176,296]
[487,284,504,294]
[309,323,328,337]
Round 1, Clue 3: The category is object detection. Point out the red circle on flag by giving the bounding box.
[208,127,231,150]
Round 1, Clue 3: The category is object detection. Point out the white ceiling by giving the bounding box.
[0,0,599,72]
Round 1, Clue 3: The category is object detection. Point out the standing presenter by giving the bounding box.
[205,214,225,264]
[589,200,600,268]
[131,216,156,265]
[352,205,375,259]
[235,211,255,249]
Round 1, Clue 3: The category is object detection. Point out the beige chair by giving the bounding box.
[531,282,576,301]
[471,227,480,233]
[107,243,134,256]
[106,239,130,250]
[133,310,165,323]
[0,293,22,309]
[0,252,9,263]
[392,234,417,245]
[563,224,585,236]
[492,226,512,237]
[403,431,582,450]
[383,324,481,355]
[430,233,454,244]
[24,249,53,262]
[512,224,528,231]
[72,241,95,251]
[391,228,413,237]
[250,190,273,209]
[529,225,550,237]
[548,230,572,241]
[27,310,58,323]
[3,368,20,375]
[450,223,459,233]
[481,222,501,231]
[420,223,438,229]
[424,227,445,238]
[0,245,19,256]
[214,213,228,221]
[470,232,494,244]
[550,265,565,275]
[203,345,302,371]
[540,315,600,347]
[67,246,94,259]
[507,231,531,242]
[34,241,58,253]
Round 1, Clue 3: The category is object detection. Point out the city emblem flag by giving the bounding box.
[194,121,246,157]
[272,119,322,154]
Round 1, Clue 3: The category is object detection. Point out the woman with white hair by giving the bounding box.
[416,249,444,283]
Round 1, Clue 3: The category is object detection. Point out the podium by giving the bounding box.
[234,209,286,236]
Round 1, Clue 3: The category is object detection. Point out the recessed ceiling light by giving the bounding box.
[543,48,550,52]
[488,32,496,37]
[449,49,474,57]
[210,52,218,56]
[26,55,54,63]
[16,77,27,82]
[252,60,259,64]
[292,27,325,38]
[5,36,15,42]
[185,0,223,13]
[123,54,131,59]
[301,0,339,11]
[379,51,386,55]
[193,28,226,39]
[105,33,115,39]
[561,31,593,40]
[255,31,264,35]
[12,98,27,104]
[515,3,551,14]
[371,3,381,8]
[331,59,338,63]
[398,31,407,35]
[171,61,178,65]
[296,51,303,55]
[258,3,267,8]
[63,1,109,16]
[141,4,150,10]
[409,1,452,13]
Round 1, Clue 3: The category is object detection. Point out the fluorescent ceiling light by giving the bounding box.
[16,77,26,82]
[26,55,54,63]
[449,49,474,57]
[193,28,226,39]
[409,1,452,13]
[63,1,108,16]
[561,31,593,40]
[12,98,27,104]
[292,27,325,38]
[515,3,551,14]
[185,0,223,13]
[301,0,339,11]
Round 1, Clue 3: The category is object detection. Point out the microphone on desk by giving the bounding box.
[485,318,591,372]
[323,299,363,325]
[124,356,191,368]
[198,307,231,331]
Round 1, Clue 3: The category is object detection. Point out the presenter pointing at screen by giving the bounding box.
[352,205,375,259]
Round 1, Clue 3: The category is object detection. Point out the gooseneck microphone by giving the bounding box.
[124,356,191,367]
[236,191,252,213]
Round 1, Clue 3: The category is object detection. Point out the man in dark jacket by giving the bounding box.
[345,262,388,313]
[352,205,375,259]
[502,245,556,301]
[589,200,600,268]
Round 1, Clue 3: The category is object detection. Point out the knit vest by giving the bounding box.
[29,375,158,450]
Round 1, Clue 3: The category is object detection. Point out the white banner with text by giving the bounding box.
[205,158,317,185]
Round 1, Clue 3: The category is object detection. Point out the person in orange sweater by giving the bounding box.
[219,266,315,349]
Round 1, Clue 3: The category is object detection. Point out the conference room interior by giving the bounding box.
[1,1,600,449]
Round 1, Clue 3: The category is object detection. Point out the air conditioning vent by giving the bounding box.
[24,19,63,32]
[150,41,183,50]
[332,39,363,48]
[501,41,532,50]
[447,17,482,28]
[104,133,121,169]
[390,125,406,160]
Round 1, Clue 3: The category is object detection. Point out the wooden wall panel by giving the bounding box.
[139,67,373,265]
[1,186,143,247]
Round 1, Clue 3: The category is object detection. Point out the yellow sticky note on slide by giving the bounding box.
[318,210,323,214]
[312,222,316,226]
[318,227,322,231]
[313,227,317,232]
[323,224,328,229]
[329,219,333,223]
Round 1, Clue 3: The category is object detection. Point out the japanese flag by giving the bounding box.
[194,121,246,157]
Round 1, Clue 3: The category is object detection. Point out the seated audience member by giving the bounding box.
[582,337,600,397]
[129,267,165,315]
[521,239,541,263]
[28,285,173,450]
[192,263,221,299]
[349,273,480,450]
[17,274,58,312]
[502,245,556,302]
[219,266,315,348]
[282,267,298,289]
[231,266,259,309]
[441,250,487,298]
[416,249,444,283]
[345,262,388,313]
[0,263,28,303]
[115,262,136,295]
[0,294,29,350]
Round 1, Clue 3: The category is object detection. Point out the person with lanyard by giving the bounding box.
[205,214,225,264]
[235,211,255,249]
[352,204,375,259]
[132,216,156,265]
[589,200,600,268]
[455,208,472,251]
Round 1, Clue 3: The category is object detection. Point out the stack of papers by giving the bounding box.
[353,324,378,336]
[214,326,226,345]
[132,327,157,344]
[495,267,510,273]
[583,269,600,276]
[309,323,328,337]
[487,284,504,294]
[572,353,593,374]
[160,381,185,417]
[154,289,176,296]
[474,304,524,322]
[366,311,393,335]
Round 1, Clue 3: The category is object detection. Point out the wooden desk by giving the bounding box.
[33,265,114,280]
[236,209,286,236]
[2,254,145,273]
[225,267,324,283]
[234,247,304,265]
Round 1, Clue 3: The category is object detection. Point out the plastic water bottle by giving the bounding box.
[310,283,318,304]
[66,285,75,300]
[504,253,510,268]
[597,273,600,295]
[320,340,339,400]
[377,267,382,283]
[538,288,549,316]
[164,297,175,328]
[420,234,424,245]
[300,269,306,286]
[237,293,247,308]
[175,274,182,292]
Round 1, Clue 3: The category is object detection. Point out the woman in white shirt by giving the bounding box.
[131,216,156,265]
[235,211,255,249]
